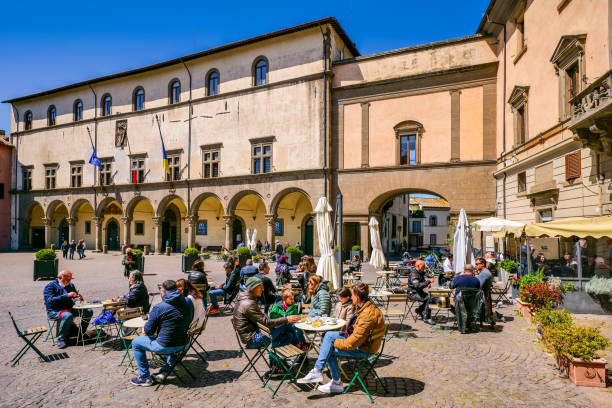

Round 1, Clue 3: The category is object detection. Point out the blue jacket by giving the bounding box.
[144,289,193,348]
[44,279,77,313]
[121,283,150,314]
[240,264,259,284]
[449,274,481,300]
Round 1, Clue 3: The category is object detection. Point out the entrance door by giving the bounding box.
[304,217,314,256]
[162,209,178,251]
[31,227,45,249]
[106,219,120,250]
[232,218,243,249]
[58,219,69,247]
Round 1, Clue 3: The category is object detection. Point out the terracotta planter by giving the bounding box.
[516,299,533,319]
[568,357,607,387]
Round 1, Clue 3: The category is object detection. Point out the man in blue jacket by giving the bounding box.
[43,270,93,349]
[130,280,194,386]
[239,259,259,287]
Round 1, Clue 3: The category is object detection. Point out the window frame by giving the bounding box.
[550,35,586,121]
[430,234,437,245]
[169,79,181,104]
[47,105,56,126]
[130,156,146,184]
[508,86,529,147]
[202,145,221,179]
[44,165,57,189]
[85,221,91,234]
[101,94,112,116]
[253,57,269,86]
[22,167,33,191]
[73,100,83,121]
[70,162,83,188]
[24,111,33,130]
[565,150,581,180]
[134,221,145,235]
[394,121,423,165]
[206,69,220,96]
[133,87,145,111]
[429,216,437,227]
[165,152,182,181]
[99,159,113,186]
[517,171,527,193]
[251,141,273,174]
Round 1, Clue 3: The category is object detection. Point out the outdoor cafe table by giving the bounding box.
[376,271,396,291]
[369,289,392,307]
[72,301,104,347]
[122,316,147,333]
[294,318,346,376]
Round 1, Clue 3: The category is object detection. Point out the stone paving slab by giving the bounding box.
[0,252,605,407]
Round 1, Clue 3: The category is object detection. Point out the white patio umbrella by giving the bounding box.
[453,209,475,274]
[368,217,386,269]
[472,217,525,232]
[246,228,257,252]
[314,197,340,290]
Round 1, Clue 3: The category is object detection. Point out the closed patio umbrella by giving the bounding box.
[315,197,340,290]
[246,228,257,252]
[453,209,475,274]
[369,217,386,269]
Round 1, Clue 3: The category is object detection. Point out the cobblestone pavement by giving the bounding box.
[0,252,606,407]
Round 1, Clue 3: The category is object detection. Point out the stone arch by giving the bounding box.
[270,189,314,250]
[156,194,187,218]
[69,198,94,219]
[190,192,225,217]
[125,196,153,219]
[96,196,124,218]
[269,187,313,216]
[103,216,121,251]
[45,199,66,220]
[227,189,266,216]
[368,188,448,215]
[22,201,45,248]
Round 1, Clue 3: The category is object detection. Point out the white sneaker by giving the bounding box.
[297,369,324,384]
[317,380,344,393]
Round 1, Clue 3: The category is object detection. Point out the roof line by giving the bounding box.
[3,17,358,104]
[333,34,487,66]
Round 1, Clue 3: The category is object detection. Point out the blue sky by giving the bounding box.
[0,0,490,134]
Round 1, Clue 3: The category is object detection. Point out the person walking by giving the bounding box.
[60,240,69,259]
[68,240,76,260]
[77,240,84,259]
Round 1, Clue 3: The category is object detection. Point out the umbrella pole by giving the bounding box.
[526,235,533,274]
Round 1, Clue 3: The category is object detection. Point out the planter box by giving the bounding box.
[556,354,607,387]
[562,291,611,315]
[182,255,200,273]
[286,252,301,266]
[350,250,363,261]
[136,256,145,272]
[516,299,533,319]
[33,259,59,281]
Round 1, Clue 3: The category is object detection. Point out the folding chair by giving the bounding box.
[9,310,49,366]
[45,316,60,345]
[381,294,411,338]
[231,318,270,383]
[116,307,143,371]
[92,300,127,353]
[257,323,306,398]
[221,285,240,313]
[491,278,512,305]
[342,324,389,403]
[190,305,212,361]
[154,319,200,390]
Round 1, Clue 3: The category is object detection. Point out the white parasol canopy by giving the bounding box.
[246,228,257,252]
[368,217,386,269]
[472,217,525,232]
[453,209,475,274]
[314,197,340,290]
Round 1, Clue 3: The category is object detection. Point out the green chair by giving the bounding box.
[116,306,143,371]
[342,324,389,403]
[232,318,271,384]
[9,310,50,366]
[381,294,411,339]
[45,316,60,345]
[92,300,126,353]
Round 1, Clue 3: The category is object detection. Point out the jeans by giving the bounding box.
[69,250,74,260]
[209,288,225,308]
[62,251,68,259]
[315,331,368,381]
[247,331,271,349]
[411,292,432,319]
[77,249,83,259]
[271,323,305,347]
[131,335,186,378]
[47,308,94,341]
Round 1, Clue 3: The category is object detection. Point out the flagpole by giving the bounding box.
[87,126,96,187]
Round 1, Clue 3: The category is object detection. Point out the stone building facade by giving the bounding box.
[0,132,13,250]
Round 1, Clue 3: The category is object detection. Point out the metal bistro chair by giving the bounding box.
[154,319,200,390]
[45,316,60,346]
[491,276,512,306]
[92,300,127,353]
[221,284,241,313]
[258,322,306,398]
[189,305,212,361]
[381,294,411,338]
[231,318,271,383]
[9,310,50,366]
[116,306,144,371]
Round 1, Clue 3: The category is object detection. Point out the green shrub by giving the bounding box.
[499,259,518,275]
[544,324,610,360]
[132,249,144,258]
[236,246,251,256]
[562,282,578,292]
[533,307,573,328]
[585,276,612,296]
[184,247,200,257]
[519,273,542,289]
[351,245,361,251]
[285,246,303,257]
[35,249,57,261]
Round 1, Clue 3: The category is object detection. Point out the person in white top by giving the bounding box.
[443,254,454,273]
[176,279,207,327]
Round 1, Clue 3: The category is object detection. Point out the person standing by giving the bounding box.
[123,248,137,278]
[256,240,263,253]
[81,240,87,258]
[60,240,69,259]
[68,240,76,260]
[264,240,271,252]
[76,240,84,259]
[475,257,494,325]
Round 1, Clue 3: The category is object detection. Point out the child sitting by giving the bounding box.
[269,288,305,347]
[333,287,354,320]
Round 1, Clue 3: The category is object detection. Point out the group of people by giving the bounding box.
[60,239,87,260]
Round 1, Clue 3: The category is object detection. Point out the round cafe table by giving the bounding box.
[294,318,346,377]
[376,271,396,291]
[72,302,103,347]
[122,316,147,330]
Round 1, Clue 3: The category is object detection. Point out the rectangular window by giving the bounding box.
[252,142,272,174]
[274,219,284,236]
[0,183,4,199]
[99,160,112,186]
[402,216,407,236]
[565,150,581,180]
[70,164,83,188]
[430,234,437,245]
[135,221,145,235]
[566,63,580,115]
[412,220,421,233]
[539,208,553,223]
[202,149,220,179]
[517,171,527,193]
[517,106,526,144]
[391,215,397,238]
[399,134,417,165]
[85,221,91,234]
[166,154,181,181]
[22,168,32,191]
[131,158,145,184]
[45,167,57,189]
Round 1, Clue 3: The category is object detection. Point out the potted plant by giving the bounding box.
[585,276,612,313]
[132,248,145,272]
[201,251,211,260]
[33,249,59,281]
[236,246,251,267]
[253,254,263,263]
[285,246,303,266]
[182,247,201,273]
[544,324,610,387]
[518,281,562,319]
[532,307,573,338]
[350,245,363,262]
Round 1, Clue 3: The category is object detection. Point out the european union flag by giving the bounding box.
[88,141,102,169]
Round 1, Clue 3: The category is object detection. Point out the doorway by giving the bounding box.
[106,219,120,250]
[232,218,243,249]
[162,207,179,252]
[304,217,314,256]
[31,227,45,249]
[58,219,69,247]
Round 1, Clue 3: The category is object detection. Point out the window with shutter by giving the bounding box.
[565,151,581,180]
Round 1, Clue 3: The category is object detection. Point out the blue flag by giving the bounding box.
[88,140,102,169]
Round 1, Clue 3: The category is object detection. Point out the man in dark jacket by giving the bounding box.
[408,260,435,325]
[60,240,69,259]
[43,270,93,349]
[449,264,480,302]
[130,280,193,386]
[123,248,137,278]
[209,261,240,313]
[240,259,259,287]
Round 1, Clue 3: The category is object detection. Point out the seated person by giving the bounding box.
[275,256,292,286]
[208,261,241,314]
[256,262,277,310]
[449,264,481,305]
[176,279,206,326]
[43,270,93,349]
[233,277,300,365]
[298,282,385,394]
[307,275,331,317]
[408,260,435,325]
[130,280,193,386]
[439,254,454,286]
[348,254,361,272]
[113,270,150,314]
[269,288,305,347]
[333,287,354,320]
[187,260,209,308]
[239,259,259,287]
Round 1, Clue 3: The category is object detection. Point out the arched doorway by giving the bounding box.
[162,204,180,251]
[106,219,120,250]
[58,219,69,246]
[26,203,46,249]
[271,189,314,252]
[304,217,314,256]
[232,217,244,249]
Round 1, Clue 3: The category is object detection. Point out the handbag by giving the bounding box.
[93,310,118,325]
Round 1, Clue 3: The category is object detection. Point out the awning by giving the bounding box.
[472,217,525,232]
[522,215,612,239]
